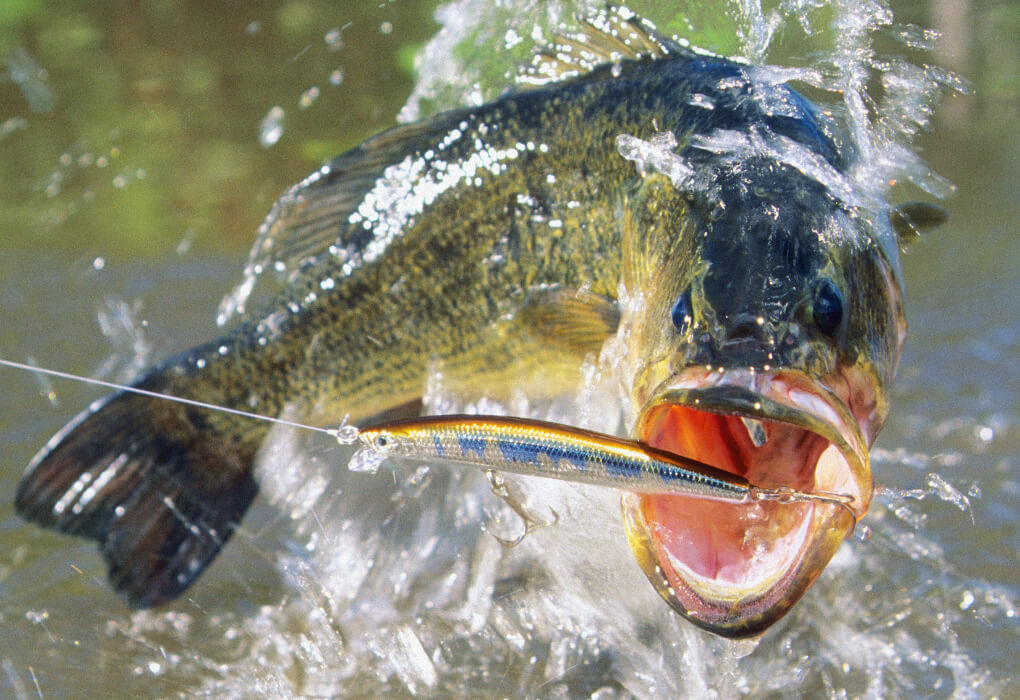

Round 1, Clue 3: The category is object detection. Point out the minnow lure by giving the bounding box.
[356,414,857,511]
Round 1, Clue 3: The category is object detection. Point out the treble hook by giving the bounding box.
[750,486,858,529]
[484,470,559,547]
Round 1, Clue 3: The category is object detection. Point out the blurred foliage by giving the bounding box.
[0,0,440,257]
[973,1,1019,117]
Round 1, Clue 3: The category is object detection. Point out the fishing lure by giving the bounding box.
[356,414,857,511]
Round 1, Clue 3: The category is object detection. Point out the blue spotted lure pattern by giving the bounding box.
[357,414,856,511]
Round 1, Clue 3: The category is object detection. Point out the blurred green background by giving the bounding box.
[0,0,441,258]
[1,0,1015,259]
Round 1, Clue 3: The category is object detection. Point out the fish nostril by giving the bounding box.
[725,316,765,343]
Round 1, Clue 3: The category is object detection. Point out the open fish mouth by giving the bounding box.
[623,367,872,638]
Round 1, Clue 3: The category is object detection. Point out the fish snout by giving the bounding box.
[683,313,789,370]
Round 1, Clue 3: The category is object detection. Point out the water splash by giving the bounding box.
[6,47,56,113]
[228,3,988,696]
[616,131,695,189]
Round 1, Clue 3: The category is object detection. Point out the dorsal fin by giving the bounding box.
[218,6,686,324]
[217,111,470,323]
[518,5,684,87]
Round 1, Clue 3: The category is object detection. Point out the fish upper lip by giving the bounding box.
[637,367,871,516]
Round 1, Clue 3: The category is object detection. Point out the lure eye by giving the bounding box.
[812,279,844,337]
[671,290,693,334]
[373,433,393,450]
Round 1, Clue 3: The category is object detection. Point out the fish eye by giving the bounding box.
[812,279,844,337]
[671,290,693,334]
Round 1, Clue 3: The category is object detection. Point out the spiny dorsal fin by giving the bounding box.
[889,201,948,244]
[218,6,682,324]
[217,110,473,323]
[518,5,684,87]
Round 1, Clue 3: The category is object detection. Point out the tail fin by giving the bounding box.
[15,374,259,607]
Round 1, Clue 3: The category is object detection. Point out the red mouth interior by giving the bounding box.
[639,404,831,585]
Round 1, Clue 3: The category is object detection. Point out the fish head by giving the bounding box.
[621,157,905,637]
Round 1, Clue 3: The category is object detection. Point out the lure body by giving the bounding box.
[359,415,854,508]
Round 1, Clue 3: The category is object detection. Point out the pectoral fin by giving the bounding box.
[515,286,621,357]
[430,286,620,407]
[890,202,948,244]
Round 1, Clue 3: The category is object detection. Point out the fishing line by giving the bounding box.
[0,357,347,441]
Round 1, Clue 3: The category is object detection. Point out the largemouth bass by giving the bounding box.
[14,9,941,638]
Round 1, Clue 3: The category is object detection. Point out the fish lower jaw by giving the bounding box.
[657,505,813,602]
[623,492,850,638]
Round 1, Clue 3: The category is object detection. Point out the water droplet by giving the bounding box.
[258,105,285,148]
[504,28,522,49]
[960,590,974,610]
[325,24,351,51]
[349,447,384,474]
[26,609,49,624]
[299,86,320,109]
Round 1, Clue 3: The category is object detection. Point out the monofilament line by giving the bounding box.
[0,357,343,439]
